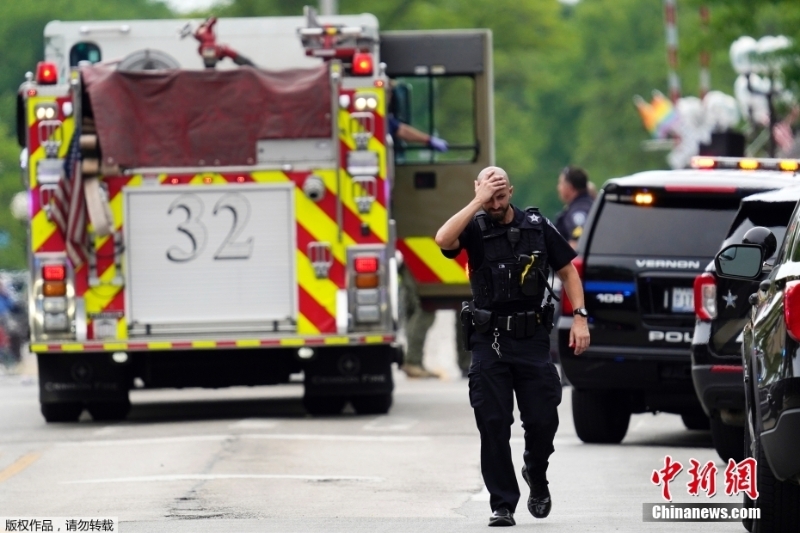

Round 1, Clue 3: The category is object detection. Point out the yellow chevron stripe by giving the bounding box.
[28,102,74,252]
[147,342,172,350]
[116,318,128,340]
[236,339,261,348]
[294,183,353,264]
[404,237,469,283]
[296,250,338,318]
[27,103,75,189]
[192,340,216,349]
[103,342,127,351]
[31,210,57,252]
[249,170,290,184]
[61,344,84,351]
[297,312,320,335]
[336,106,388,241]
[30,344,47,352]
[280,338,305,346]
[341,170,388,242]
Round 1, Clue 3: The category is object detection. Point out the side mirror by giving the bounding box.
[715,244,764,280]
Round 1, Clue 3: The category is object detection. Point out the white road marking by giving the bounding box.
[228,419,279,429]
[362,417,418,431]
[471,485,490,501]
[242,433,429,443]
[57,435,232,447]
[56,433,430,448]
[63,474,383,484]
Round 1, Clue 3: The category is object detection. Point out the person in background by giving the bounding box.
[390,83,448,378]
[555,166,594,249]
[398,258,439,378]
[388,113,448,151]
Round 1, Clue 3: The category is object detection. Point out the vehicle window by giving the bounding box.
[590,200,738,256]
[70,42,101,66]
[391,75,476,164]
[723,202,795,259]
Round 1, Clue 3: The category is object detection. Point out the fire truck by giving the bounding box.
[17,9,493,422]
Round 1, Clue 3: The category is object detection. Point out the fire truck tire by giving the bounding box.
[350,393,393,415]
[41,402,83,423]
[302,395,346,416]
[572,389,630,444]
[87,400,131,422]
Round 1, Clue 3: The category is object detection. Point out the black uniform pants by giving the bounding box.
[468,325,562,512]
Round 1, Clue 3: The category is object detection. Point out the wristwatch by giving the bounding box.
[573,308,589,318]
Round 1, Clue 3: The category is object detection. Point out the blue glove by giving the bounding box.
[427,136,449,152]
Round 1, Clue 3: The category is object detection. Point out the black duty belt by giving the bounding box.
[491,310,543,338]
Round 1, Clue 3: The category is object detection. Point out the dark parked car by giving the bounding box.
[559,168,799,444]
[715,214,800,532]
[692,186,800,464]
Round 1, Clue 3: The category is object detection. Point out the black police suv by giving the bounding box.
[558,169,800,444]
[715,215,800,532]
[692,186,800,464]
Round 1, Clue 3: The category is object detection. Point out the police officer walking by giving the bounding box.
[435,166,589,527]
[555,166,594,249]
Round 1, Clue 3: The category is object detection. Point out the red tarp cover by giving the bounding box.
[81,65,332,168]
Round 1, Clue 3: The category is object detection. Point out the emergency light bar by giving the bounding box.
[691,156,800,172]
[298,26,364,37]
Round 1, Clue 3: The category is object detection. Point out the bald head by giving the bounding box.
[475,166,514,222]
[477,166,510,186]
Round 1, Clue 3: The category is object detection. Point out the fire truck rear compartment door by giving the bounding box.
[124,184,296,336]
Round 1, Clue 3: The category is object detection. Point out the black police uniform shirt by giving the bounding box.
[440,204,577,313]
[555,192,593,242]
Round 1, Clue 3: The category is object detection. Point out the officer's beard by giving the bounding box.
[487,204,509,222]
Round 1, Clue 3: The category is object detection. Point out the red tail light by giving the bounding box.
[784,280,800,341]
[42,264,66,281]
[561,256,584,315]
[710,365,743,373]
[694,272,717,321]
[36,62,58,85]
[354,255,379,273]
[352,53,373,76]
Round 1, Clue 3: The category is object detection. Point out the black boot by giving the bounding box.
[522,467,552,519]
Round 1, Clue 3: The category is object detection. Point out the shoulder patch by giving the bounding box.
[571,211,587,226]
[571,226,583,239]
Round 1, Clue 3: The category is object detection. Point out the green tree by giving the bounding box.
[0,0,173,269]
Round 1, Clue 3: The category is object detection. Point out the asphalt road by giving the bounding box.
[1,355,747,533]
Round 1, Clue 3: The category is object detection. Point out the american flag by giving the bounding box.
[52,128,88,267]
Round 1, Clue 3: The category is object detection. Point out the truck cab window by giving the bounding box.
[69,42,101,66]
[392,75,477,164]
